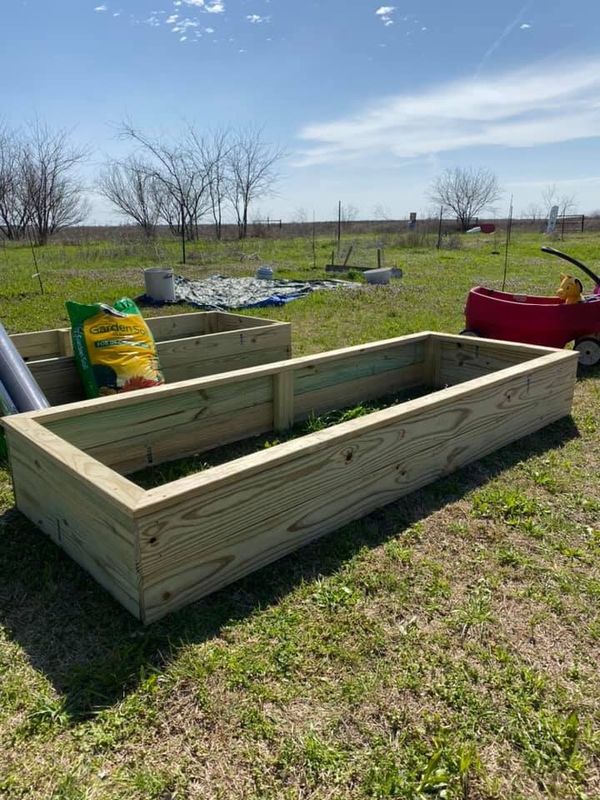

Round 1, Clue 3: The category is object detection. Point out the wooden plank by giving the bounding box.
[28,357,83,405]
[136,351,577,623]
[22,333,432,426]
[10,329,64,360]
[22,321,291,406]
[436,337,551,388]
[57,328,73,357]
[40,337,426,470]
[44,375,274,474]
[215,312,283,332]
[145,311,210,341]
[294,342,424,397]
[4,421,141,617]
[293,363,424,421]
[157,325,290,379]
[273,370,294,432]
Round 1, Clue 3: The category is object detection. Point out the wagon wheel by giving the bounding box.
[459,329,480,337]
[574,337,600,367]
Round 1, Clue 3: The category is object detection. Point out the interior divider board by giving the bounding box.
[135,352,577,622]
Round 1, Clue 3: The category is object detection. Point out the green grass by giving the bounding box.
[0,228,599,798]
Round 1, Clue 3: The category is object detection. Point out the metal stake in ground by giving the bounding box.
[436,206,443,250]
[501,196,514,292]
[180,202,187,265]
[28,229,45,295]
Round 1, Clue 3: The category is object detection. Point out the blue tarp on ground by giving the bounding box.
[143,274,358,311]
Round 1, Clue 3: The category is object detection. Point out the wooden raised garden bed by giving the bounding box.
[9,311,291,405]
[3,333,578,623]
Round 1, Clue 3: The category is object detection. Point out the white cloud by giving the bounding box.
[182,0,225,11]
[520,23,532,29]
[94,4,108,11]
[247,14,268,23]
[297,58,600,166]
[375,5,395,25]
[166,14,178,23]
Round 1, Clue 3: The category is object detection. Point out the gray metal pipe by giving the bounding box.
[0,377,18,416]
[0,321,49,412]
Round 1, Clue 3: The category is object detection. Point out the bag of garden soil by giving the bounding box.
[66,298,164,398]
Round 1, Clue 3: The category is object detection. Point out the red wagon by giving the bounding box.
[462,248,600,367]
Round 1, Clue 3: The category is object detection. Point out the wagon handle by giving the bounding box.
[541,246,600,287]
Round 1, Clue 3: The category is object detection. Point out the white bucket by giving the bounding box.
[144,268,176,303]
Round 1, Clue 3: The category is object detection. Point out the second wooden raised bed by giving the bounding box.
[9,310,291,405]
[3,332,578,623]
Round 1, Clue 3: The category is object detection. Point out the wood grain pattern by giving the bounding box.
[43,336,427,471]
[10,329,67,360]
[45,375,274,473]
[5,332,578,625]
[273,370,294,432]
[4,420,142,616]
[12,312,291,406]
[136,352,577,622]
[23,332,432,427]
[436,338,548,387]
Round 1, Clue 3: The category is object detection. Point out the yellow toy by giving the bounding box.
[557,273,583,304]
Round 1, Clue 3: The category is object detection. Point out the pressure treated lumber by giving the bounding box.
[38,333,429,473]
[2,332,578,623]
[10,311,291,405]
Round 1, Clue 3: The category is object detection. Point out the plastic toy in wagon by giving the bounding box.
[461,247,600,367]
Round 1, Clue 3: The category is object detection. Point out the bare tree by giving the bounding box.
[0,124,30,240]
[226,129,284,239]
[119,123,213,241]
[97,157,162,237]
[429,167,501,231]
[200,128,231,240]
[541,184,578,217]
[521,202,543,221]
[22,122,89,245]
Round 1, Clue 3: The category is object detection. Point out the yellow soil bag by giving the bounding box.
[66,298,164,398]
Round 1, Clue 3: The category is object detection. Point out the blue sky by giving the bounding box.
[3,0,600,222]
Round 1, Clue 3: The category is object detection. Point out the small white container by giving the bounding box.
[144,268,176,302]
[365,268,391,285]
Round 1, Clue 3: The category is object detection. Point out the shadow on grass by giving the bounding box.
[0,415,580,721]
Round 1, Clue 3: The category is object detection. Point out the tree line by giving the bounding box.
[0,120,284,244]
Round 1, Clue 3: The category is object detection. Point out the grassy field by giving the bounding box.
[0,229,599,799]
